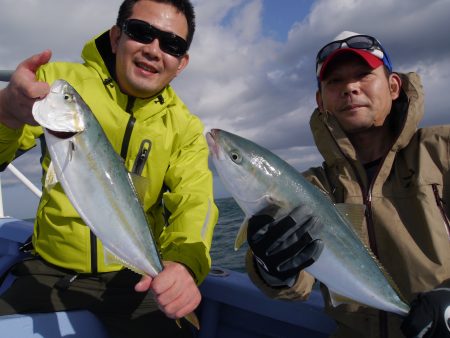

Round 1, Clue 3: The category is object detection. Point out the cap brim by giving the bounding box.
[318,48,384,81]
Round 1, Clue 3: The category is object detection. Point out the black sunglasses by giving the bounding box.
[121,19,188,57]
[317,35,383,64]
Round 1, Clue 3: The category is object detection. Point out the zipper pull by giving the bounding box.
[132,140,152,175]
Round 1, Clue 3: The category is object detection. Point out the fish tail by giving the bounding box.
[175,312,200,330]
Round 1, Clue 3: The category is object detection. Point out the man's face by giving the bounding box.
[316,54,401,134]
[110,0,189,98]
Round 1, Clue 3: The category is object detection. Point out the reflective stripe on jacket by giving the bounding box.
[0,31,218,284]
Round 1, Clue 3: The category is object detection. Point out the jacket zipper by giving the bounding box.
[132,139,152,175]
[363,167,388,338]
[329,140,389,337]
[364,187,379,256]
[432,184,450,239]
[120,97,136,160]
[90,231,98,273]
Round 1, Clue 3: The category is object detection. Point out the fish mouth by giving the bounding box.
[206,129,219,158]
[46,130,77,139]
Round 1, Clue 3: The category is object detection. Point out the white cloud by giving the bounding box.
[1,0,450,215]
[0,0,122,68]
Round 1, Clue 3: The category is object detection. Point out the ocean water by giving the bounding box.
[210,197,247,272]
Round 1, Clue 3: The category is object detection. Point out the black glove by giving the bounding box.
[247,204,324,283]
[401,288,450,338]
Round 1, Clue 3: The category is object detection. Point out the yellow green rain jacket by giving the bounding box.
[0,31,218,284]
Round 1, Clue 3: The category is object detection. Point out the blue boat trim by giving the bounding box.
[0,218,336,337]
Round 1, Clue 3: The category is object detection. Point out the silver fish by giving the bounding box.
[32,79,199,328]
[207,128,410,316]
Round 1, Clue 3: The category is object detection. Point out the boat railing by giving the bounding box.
[0,164,42,218]
[0,70,13,82]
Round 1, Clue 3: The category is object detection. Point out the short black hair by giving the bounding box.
[116,0,196,50]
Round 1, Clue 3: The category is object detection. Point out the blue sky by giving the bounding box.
[1,0,450,218]
[261,0,315,41]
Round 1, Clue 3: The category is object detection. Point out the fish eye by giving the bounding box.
[229,150,242,163]
[63,93,74,103]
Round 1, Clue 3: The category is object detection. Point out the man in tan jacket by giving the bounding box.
[246,31,450,337]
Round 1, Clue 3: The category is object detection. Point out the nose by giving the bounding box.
[141,38,162,59]
[341,79,361,97]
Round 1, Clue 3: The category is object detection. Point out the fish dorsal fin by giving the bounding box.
[335,203,366,229]
[234,218,249,251]
[44,162,59,191]
[128,173,149,204]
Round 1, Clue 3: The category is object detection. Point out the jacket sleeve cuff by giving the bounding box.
[161,242,210,285]
[255,261,298,287]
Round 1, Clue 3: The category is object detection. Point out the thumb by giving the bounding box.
[18,49,52,74]
[135,275,153,292]
[14,50,52,99]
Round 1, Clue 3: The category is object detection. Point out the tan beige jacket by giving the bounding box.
[246,73,450,337]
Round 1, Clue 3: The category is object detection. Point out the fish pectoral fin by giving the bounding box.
[329,290,360,308]
[68,141,75,161]
[265,194,285,208]
[249,194,285,212]
[234,196,284,251]
[44,162,59,190]
[234,218,249,251]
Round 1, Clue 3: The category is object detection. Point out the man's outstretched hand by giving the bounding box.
[0,50,52,129]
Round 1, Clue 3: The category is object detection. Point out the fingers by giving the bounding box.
[134,275,153,292]
[278,238,325,274]
[0,50,52,128]
[15,50,52,100]
[247,214,274,242]
[150,262,201,319]
[156,283,201,319]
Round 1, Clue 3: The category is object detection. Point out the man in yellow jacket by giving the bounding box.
[246,31,450,337]
[0,1,218,337]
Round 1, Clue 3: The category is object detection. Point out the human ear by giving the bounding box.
[175,54,190,76]
[389,73,402,100]
[316,90,324,112]
[109,25,121,54]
